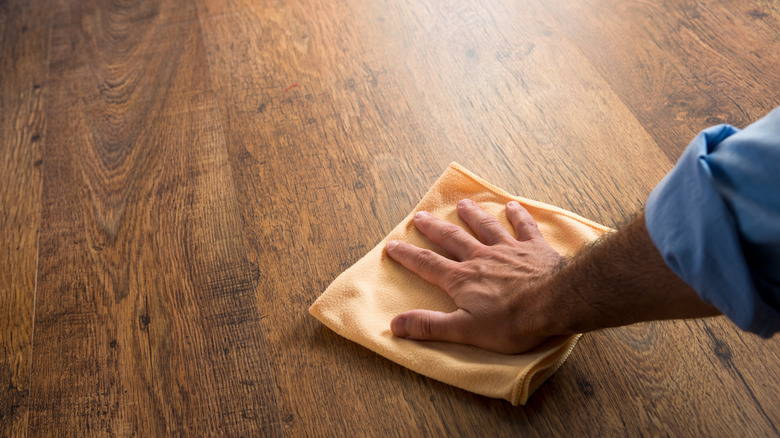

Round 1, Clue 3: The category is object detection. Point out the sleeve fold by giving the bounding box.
[646,107,780,337]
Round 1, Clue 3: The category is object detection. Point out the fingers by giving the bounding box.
[411,211,480,260]
[385,239,459,287]
[457,199,513,245]
[411,200,541,250]
[391,309,470,344]
[506,200,543,241]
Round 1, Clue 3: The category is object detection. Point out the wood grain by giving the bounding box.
[196,0,778,436]
[0,0,778,435]
[26,0,280,435]
[543,0,780,160]
[0,1,50,436]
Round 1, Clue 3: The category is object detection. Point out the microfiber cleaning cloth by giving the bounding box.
[310,163,611,405]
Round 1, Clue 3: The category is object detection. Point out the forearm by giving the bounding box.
[543,211,721,335]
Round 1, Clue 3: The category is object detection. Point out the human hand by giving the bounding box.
[385,199,566,354]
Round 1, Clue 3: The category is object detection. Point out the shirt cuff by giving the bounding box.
[645,124,779,337]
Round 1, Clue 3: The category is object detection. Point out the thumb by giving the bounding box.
[391,309,469,343]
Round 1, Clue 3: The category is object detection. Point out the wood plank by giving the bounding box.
[26,0,280,434]
[197,0,672,228]
[10,0,777,435]
[0,1,51,436]
[543,0,780,160]
[538,317,779,436]
[194,0,765,436]
[361,0,671,225]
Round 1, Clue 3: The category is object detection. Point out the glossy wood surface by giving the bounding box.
[1,0,779,436]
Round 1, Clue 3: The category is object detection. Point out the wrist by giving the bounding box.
[529,258,586,336]
[540,260,594,335]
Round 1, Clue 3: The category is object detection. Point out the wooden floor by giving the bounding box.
[2,0,779,435]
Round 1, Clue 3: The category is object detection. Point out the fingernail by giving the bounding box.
[414,211,429,220]
[386,240,399,250]
[507,200,520,208]
[392,316,409,337]
[458,199,474,208]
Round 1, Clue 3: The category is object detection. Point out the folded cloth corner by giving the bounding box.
[309,162,611,405]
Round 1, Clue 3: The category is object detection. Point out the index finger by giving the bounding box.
[385,239,459,289]
[412,211,481,261]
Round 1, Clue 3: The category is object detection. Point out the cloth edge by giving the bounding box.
[511,334,582,405]
[310,162,609,405]
[448,162,614,233]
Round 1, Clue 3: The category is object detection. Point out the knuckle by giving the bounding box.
[444,266,471,289]
[469,246,491,259]
[419,313,435,338]
[439,224,461,241]
[477,217,505,238]
[515,218,542,240]
[477,216,498,230]
[414,249,438,270]
[523,219,540,231]
[470,263,488,282]
[443,264,488,293]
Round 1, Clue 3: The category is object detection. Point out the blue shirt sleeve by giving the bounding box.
[645,106,780,337]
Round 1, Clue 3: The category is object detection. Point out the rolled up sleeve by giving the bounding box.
[645,107,780,337]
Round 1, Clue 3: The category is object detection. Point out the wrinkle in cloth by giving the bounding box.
[309,163,611,405]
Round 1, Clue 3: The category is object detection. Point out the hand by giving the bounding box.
[385,199,566,354]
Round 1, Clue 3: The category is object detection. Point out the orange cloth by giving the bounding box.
[309,163,611,405]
